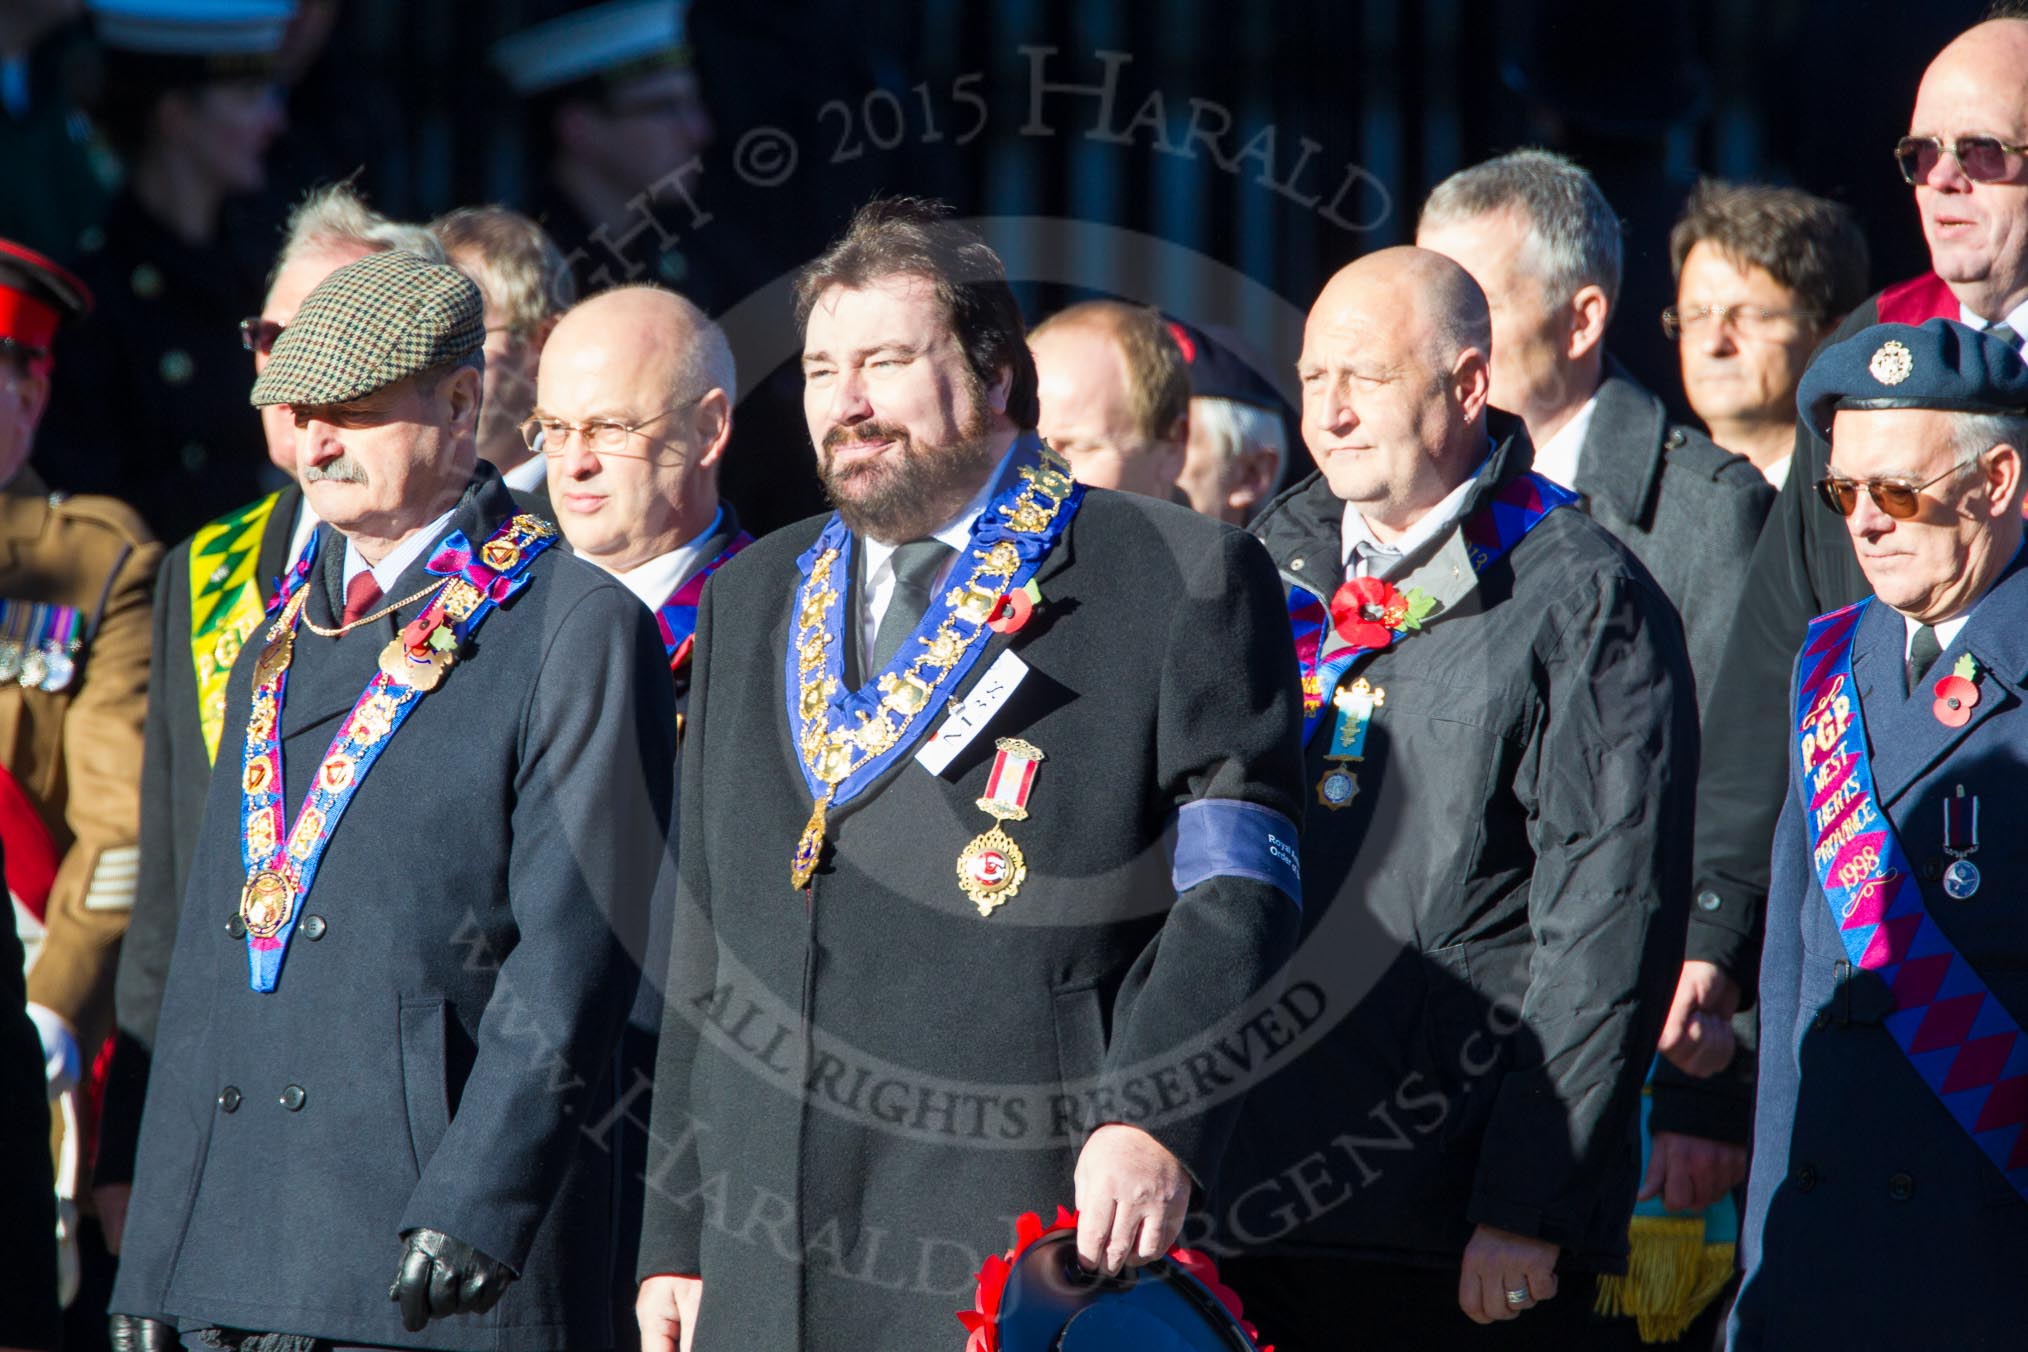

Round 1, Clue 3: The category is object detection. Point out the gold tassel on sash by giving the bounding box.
[1593,1214,1736,1343]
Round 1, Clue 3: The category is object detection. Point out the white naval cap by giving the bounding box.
[87,0,295,58]
[491,0,691,96]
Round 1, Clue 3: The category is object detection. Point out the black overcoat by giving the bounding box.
[635,459,1307,1351]
[1223,419,1698,1270]
[110,469,675,1349]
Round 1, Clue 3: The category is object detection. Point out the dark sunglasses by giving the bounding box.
[1814,461,1973,518]
[1895,134,2028,185]
[239,317,284,355]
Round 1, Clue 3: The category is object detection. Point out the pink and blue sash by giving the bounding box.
[656,532,751,672]
[1796,600,2028,1195]
[1287,471,1575,742]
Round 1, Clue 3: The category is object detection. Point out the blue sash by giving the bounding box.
[1795,599,2028,1196]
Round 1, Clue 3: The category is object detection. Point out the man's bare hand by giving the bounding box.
[1639,1131,1748,1213]
[1658,960,1742,1077]
[637,1274,703,1352]
[1458,1223,1560,1324]
[1073,1123,1190,1275]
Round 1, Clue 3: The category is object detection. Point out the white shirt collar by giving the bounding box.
[341,506,459,595]
[287,495,321,568]
[1763,454,1792,491]
[501,455,547,494]
[1526,393,1599,491]
[1959,297,2028,344]
[1340,446,1491,580]
[600,505,725,608]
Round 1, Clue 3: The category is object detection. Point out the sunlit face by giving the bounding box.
[1908,57,2028,305]
[256,243,373,474]
[1032,322,1184,500]
[801,274,1006,542]
[291,369,477,542]
[1298,284,1469,526]
[1418,208,1567,417]
[539,333,720,573]
[1827,407,2020,621]
[1675,242,1821,431]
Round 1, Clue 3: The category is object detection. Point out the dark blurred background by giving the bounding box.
[0,0,1986,535]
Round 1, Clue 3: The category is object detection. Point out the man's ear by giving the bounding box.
[442,365,483,434]
[693,388,734,473]
[15,364,50,429]
[553,100,603,160]
[1984,442,2024,520]
[1566,283,1611,363]
[1453,346,1492,424]
[1227,444,1281,518]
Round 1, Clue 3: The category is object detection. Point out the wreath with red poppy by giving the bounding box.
[1329,577,1436,650]
[958,1207,1272,1351]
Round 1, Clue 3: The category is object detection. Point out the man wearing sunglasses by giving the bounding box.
[1733,318,2028,1348]
[1670,14,2028,1100]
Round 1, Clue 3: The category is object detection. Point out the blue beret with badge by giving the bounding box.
[1797,317,2028,439]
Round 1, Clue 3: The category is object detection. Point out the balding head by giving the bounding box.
[1910,19,2028,321]
[538,285,737,573]
[1298,247,1494,534]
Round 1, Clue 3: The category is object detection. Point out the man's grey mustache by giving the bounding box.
[303,455,369,485]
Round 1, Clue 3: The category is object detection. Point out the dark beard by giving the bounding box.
[820,409,1001,543]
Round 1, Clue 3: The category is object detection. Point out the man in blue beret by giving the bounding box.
[1734,318,2028,1349]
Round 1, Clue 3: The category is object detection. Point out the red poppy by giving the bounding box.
[987,587,1034,635]
[1330,577,1410,649]
[1933,673,1979,728]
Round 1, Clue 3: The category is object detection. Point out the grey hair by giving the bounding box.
[1951,410,2028,466]
[1189,397,1286,481]
[1420,148,1623,311]
[267,182,445,292]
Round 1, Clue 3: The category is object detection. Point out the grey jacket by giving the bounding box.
[1570,360,1774,707]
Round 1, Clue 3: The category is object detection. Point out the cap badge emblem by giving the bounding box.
[1870,340,1913,386]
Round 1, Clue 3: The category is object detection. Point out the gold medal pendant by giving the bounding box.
[791,793,831,889]
[239,867,296,939]
[378,638,452,693]
[956,824,1028,916]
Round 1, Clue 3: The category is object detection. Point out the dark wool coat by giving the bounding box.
[1734,559,2028,1350]
[110,468,675,1350]
[635,464,1307,1352]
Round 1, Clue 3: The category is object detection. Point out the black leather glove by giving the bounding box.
[108,1313,177,1352]
[388,1227,515,1331]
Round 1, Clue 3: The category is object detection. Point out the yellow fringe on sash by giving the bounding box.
[1593,1214,1736,1343]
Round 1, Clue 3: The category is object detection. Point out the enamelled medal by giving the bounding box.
[236,513,556,991]
[956,738,1043,915]
[787,444,1081,891]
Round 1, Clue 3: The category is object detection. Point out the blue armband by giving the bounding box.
[1170,799,1301,910]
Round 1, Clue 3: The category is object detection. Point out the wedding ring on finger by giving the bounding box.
[1504,1283,1532,1308]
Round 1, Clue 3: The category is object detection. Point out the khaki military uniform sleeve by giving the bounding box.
[25,519,161,1049]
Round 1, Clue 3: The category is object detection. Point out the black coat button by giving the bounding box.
[218,1086,241,1113]
[1889,1172,1914,1201]
[299,914,326,941]
[279,1084,306,1112]
[1811,1010,1831,1031]
[226,912,246,939]
[1923,857,1943,882]
[1795,1164,1818,1191]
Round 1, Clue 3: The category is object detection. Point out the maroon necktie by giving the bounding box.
[342,572,383,626]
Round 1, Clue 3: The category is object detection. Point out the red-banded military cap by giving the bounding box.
[0,237,92,357]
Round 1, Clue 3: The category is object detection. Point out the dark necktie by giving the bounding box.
[342,572,383,626]
[1986,322,2021,351]
[868,540,952,675]
[1907,622,1942,694]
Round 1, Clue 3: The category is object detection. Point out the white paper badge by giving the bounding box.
[915,649,1030,776]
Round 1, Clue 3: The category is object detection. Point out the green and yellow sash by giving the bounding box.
[188,491,283,764]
